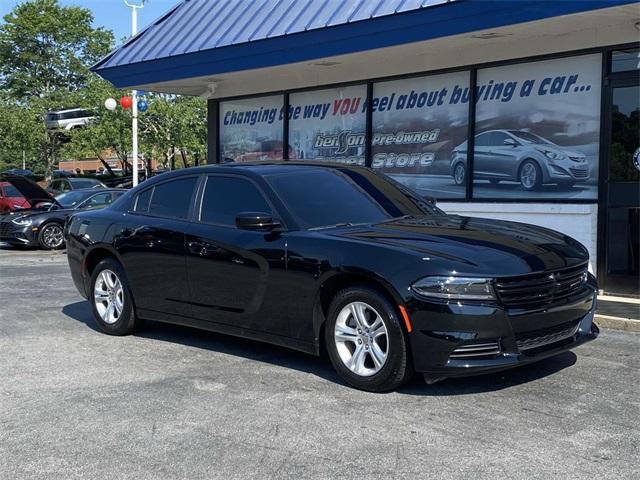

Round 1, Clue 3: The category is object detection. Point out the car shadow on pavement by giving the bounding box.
[62,301,341,384]
[62,300,578,395]
[399,351,577,396]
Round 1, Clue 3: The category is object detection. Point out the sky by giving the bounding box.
[0,0,180,42]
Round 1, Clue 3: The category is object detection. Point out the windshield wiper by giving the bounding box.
[308,222,356,231]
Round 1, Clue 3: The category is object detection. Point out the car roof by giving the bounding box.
[47,108,89,114]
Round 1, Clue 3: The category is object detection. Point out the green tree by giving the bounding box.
[0,0,113,177]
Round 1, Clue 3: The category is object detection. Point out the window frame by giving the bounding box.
[128,175,200,221]
[213,41,638,205]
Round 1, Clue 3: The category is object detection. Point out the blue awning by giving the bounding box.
[93,0,638,89]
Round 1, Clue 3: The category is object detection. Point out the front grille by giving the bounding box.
[495,264,588,307]
[516,320,580,352]
[569,167,589,178]
[0,222,13,238]
[450,341,501,359]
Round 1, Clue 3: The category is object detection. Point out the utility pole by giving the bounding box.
[124,0,146,187]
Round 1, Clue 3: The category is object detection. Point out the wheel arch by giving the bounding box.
[313,271,406,355]
[517,156,549,182]
[83,244,123,279]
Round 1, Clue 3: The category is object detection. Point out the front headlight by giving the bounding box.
[411,276,496,300]
[539,149,562,160]
[11,216,32,226]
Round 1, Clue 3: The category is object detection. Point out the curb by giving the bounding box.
[595,314,640,332]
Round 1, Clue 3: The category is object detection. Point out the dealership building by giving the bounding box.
[94,0,640,297]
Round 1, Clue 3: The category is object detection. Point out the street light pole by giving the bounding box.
[124,0,145,187]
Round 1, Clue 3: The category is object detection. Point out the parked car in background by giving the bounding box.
[46,177,106,195]
[0,182,30,213]
[46,108,95,131]
[0,175,125,249]
[65,162,598,392]
[52,169,75,178]
[450,129,590,191]
[1,168,34,177]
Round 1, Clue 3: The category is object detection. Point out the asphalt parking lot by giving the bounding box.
[0,247,638,480]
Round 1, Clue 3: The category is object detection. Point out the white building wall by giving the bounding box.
[438,202,598,275]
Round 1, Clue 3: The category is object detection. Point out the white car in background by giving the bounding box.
[46,108,96,131]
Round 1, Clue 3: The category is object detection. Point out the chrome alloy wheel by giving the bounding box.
[454,164,465,185]
[93,269,124,325]
[521,163,537,189]
[334,301,389,377]
[41,223,64,248]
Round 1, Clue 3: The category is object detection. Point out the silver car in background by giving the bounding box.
[450,129,590,190]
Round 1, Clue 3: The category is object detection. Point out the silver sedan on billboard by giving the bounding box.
[450,129,590,191]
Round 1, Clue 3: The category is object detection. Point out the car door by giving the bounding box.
[487,131,520,178]
[185,174,289,335]
[472,132,493,177]
[114,176,198,320]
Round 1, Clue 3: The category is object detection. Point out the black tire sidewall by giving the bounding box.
[520,160,542,191]
[89,258,137,335]
[453,163,466,185]
[324,287,411,392]
[38,222,65,250]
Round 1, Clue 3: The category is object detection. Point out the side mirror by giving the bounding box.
[504,138,518,147]
[236,212,280,231]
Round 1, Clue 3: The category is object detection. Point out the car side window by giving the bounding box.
[60,180,71,192]
[134,188,152,213]
[148,177,198,219]
[492,132,511,146]
[84,192,112,208]
[200,176,272,226]
[475,133,490,147]
[49,180,60,190]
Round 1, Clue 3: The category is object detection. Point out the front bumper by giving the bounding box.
[406,288,598,379]
[0,220,39,246]
[545,161,590,183]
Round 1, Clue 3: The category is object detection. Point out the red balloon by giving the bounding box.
[120,96,133,109]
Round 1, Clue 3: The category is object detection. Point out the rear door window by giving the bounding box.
[134,188,152,212]
[200,176,272,226]
[148,177,198,219]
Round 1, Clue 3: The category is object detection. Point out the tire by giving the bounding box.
[519,160,542,191]
[89,258,141,335]
[452,163,466,186]
[38,222,65,250]
[324,287,413,392]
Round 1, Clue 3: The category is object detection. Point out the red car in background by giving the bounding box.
[0,182,30,213]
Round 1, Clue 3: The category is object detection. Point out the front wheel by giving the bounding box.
[90,258,141,335]
[519,160,542,191]
[38,222,65,250]
[324,287,412,392]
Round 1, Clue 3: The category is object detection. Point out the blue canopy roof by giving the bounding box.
[93,0,638,89]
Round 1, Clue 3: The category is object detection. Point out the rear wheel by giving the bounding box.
[453,163,466,186]
[90,258,141,335]
[324,287,412,392]
[38,222,65,250]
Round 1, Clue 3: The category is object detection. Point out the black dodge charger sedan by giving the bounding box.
[64,162,598,391]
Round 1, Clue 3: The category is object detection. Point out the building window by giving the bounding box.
[472,53,601,200]
[289,85,366,164]
[611,48,640,73]
[372,71,470,199]
[219,95,284,163]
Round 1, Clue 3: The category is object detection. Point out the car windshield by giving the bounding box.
[266,167,442,230]
[72,180,102,189]
[509,131,553,145]
[2,185,22,197]
[55,190,95,208]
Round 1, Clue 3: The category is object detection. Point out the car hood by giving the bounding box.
[323,215,588,277]
[533,144,584,158]
[0,175,58,205]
